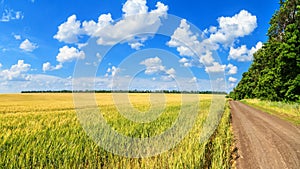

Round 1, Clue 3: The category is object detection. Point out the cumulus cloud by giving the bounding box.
[179,57,188,63]
[203,63,238,75]
[53,15,82,43]
[0,9,24,22]
[91,1,168,47]
[0,60,31,81]
[42,62,63,72]
[226,64,238,75]
[167,10,260,73]
[228,77,238,83]
[168,9,258,52]
[228,41,263,62]
[56,46,85,63]
[167,19,199,57]
[200,51,214,65]
[42,62,51,72]
[53,0,168,50]
[0,63,2,68]
[208,10,257,47]
[82,13,113,37]
[50,0,168,73]
[122,0,148,17]
[179,57,192,67]
[105,66,120,77]
[140,56,165,74]
[14,35,21,40]
[167,19,218,68]
[205,62,226,73]
[19,39,38,52]
[43,46,85,72]
[166,68,176,78]
[140,56,176,80]
[128,42,144,50]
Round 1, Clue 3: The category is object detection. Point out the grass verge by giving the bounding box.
[205,101,234,169]
[241,99,300,126]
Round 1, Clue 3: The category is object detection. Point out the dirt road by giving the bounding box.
[230,101,300,169]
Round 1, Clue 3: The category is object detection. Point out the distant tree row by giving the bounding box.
[230,0,300,102]
[21,90,227,95]
[21,90,73,93]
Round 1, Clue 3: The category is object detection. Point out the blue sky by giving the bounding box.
[0,0,279,93]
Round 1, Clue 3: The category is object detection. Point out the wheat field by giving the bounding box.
[0,93,232,168]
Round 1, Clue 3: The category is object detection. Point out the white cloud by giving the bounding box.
[167,19,198,57]
[128,42,144,50]
[0,71,217,93]
[106,66,120,77]
[54,0,168,50]
[179,57,193,67]
[77,43,88,49]
[19,39,38,52]
[199,51,214,65]
[0,74,73,93]
[166,68,176,78]
[228,77,238,83]
[56,46,85,63]
[208,10,257,47]
[150,2,168,16]
[179,57,188,63]
[0,60,31,81]
[42,62,62,72]
[42,62,51,72]
[228,41,263,62]
[167,19,217,67]
[189,77,197,83]
[53,15,82,43]
[0,9,24,22]
[14,35,21,40]
[92,1,168,48]
[226,64,238,75]
[42,45,84,72]
[0,74,209,93]
[0,63,2,68]
[140,56,176,81]
[208,26,217,33]
[140,56,165,74]
[205,62,226,73]
[250,42,263,56]
[167,10,258,73]
[168,10,257,54]
[82,13,113,37]
[122,0,148,17]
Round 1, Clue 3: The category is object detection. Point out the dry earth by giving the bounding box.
[230,101,300,169]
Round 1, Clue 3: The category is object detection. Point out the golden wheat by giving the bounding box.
[0,93,232,168]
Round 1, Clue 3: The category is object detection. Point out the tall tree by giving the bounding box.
[230,0,300,102]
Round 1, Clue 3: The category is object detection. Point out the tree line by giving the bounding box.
[21,90,227,95]
[230,0,300,102]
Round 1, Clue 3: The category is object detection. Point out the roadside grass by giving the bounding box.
[208,102,233,169]
[241,99,300,126]
[0,93,232,168]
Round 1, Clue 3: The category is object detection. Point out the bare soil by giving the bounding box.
[230,101,300,169]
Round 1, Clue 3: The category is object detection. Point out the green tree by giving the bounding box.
[231,0,300,102]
